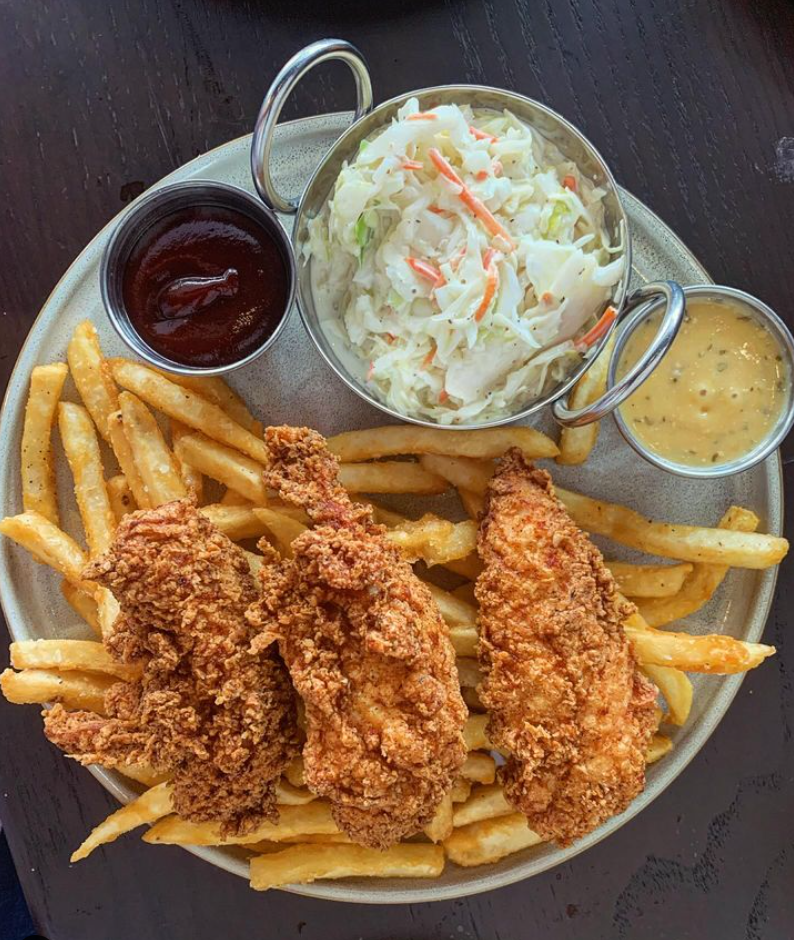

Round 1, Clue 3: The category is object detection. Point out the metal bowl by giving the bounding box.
[611,284,794,478]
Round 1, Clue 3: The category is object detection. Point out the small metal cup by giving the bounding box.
[610,284,794,478]
[100,180,296,376]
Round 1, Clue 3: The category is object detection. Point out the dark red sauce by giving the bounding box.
[122,205,289,367]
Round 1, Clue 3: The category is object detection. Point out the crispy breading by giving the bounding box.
[43,500,299,836]
[476,451,657,845]
[246,427,467,849]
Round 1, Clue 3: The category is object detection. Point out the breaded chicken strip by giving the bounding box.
[246,427,467,848]
[44,500,299,836]
[476,451,658,845]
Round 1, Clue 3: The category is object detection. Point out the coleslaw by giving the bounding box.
[304,99,624,424]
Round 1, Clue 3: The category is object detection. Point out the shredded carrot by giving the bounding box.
[428,149,516,249]
[422,346,436,367]
[449,246,467,271]
[385,333,396,344]
[407,112,437,121]
[366,361,375,381]
[562,175,577,192]
[428,205,448,215]
[474,262,499,322]
[493,160,503,177]
[475,170,489,181]
[401,160,424,171]
[470,125,498,143]
[541,291,554,304]
[482,247,497,269]
[438,389,449,403]
[576,306,617,350]
[406,257,445,287]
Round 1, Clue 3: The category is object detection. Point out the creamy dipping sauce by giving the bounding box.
[618,300,788,467]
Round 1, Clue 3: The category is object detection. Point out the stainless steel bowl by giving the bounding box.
[610,284,794,477]
[251,39,685,430]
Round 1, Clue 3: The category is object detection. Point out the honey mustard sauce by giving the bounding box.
[618,300,787,467]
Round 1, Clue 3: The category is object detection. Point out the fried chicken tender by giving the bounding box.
[43,500,299,836]
[246,427,467,848]
[476,451,658,845]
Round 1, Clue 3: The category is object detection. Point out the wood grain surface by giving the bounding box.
[1,0,793,938]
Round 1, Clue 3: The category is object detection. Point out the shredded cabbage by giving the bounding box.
[304,99,624,424]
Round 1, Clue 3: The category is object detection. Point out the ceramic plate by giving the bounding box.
[0,113,782,903]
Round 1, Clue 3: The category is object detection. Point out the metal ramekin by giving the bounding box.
[250,39,686,430]
[100,180,296,376]
[610,284,794,478]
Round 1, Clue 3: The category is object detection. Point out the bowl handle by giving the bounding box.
[551,280,686,428]
[251,39,374,215]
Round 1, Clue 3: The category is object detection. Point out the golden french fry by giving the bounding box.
[386,515,477,565]
[556,334,615,466]
[426,584,479,656]
[284,757,305,788]
[456,658,482,689]
[243,550,266,581]
[625,624,774,674]
[119,392,187,507]
[171,420,204,503]
[463,713,490,751]
[96,588,121,642]
[339,462,448,495]
[111,360,269,465]
[275,780,317,806]
[21,363,69,525]
[451,778,472,803]
[174,432,267,504]
[646,734,673,764]
[58,402,116,557]
[462,686,485,713]
[61,580,101,635]
[268,833,353,846]
[144,802,340,846]
[200,504,270,541]
[423,793,454,843]
[252,508,308,558]
[106,474,136,524]
[459,488,486,520]
[71,783,173,862]
[641,663,693,726]
[461,752,496,785]
[220,487,252,506]
[452,784,513,828]
[115,764,171,787]
[607,561,694,598]
[557,488,788,569]
[419,455,494,495]
[67,321,119,444]
[0,511,89,588]
[328,426,558,462]
[444,553,484,581]
[637,507,760,626]
[444,813,541,867]
[250,843,444,890]
[107,410,151,510]
[0,668,113,713]
[451,582,476,605]
[10,639,140,682]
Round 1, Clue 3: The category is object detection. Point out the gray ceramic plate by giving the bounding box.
[0,113,783,904]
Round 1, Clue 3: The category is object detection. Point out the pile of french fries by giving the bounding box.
[0,319,786,891]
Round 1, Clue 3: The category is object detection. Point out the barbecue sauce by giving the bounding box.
[122,205,289,367]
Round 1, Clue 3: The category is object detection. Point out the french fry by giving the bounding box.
[171,420,204,503]
[386,516,477,565]
[327,426,558,462]
[111,360,270,465]
[556,488,788,569]
[272,833,353,846]
[459,488,486,520]
[200,504,270,541]
[444,554,484,581]
[96,589,121,642]
[115,764,171,787]
[625,624,774,674]
[275,780,316,806]
[106,474,136,524]
[461,753,496,785]
[67,321,119,444]
[21,363,69,525]
[252,508,308,558]
[463,713,490,751]
[220,487,252,506]
[71,782,173,862]
[444,813,541,867]
[0,511,89,588]
[556,334,615,466]
[456,658,482,689]
[451,778,472,803]
[284,756,305,788]
[61,580,101,635]
[58,402,116,557]
[0,668,113,713]
[462,686,485,713]
[452,784,513,828]
[423,793,454,842]
[243,550,266,580]
[451,582,477,605]
[119,392,187,507]
[174,432,267,504]
[419,455,494,495]
[250,843,444,890]
[607,561,694,598]
[144,802,340,846]
[339,462,448,495]
[641,663,693,726]
[426,584,479,656]
[10,640,139,681]
[107,410,151,510]
[637,507,760,626]
[646,734,673,764]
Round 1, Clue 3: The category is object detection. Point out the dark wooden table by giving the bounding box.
[2,1,793,937]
